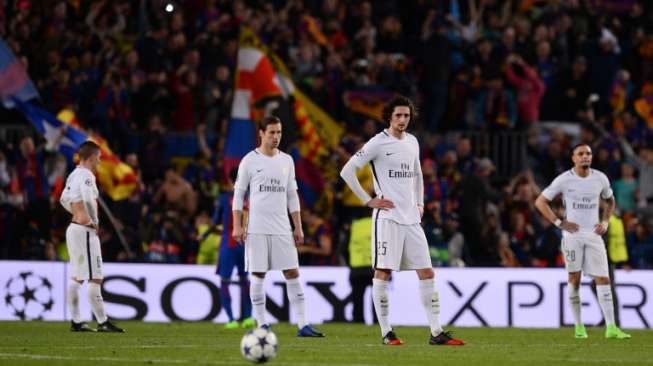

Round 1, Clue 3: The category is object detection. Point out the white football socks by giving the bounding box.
[286,278,307,329]
[372,278,392,337]
[67,281,81,323]
[419,278,443,336]
[250,276,267,326]
[568,283,582,327]
[596,284,616,326]
[87,282,108,323]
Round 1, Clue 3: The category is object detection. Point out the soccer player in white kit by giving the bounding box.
[60,141,124,333]
[535,143,630,339]
[340,96,464,346]
[232,116,324,337]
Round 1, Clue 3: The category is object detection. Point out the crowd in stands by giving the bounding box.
[1,0,652,269]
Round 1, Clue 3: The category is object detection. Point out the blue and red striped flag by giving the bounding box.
[224,28,343,208]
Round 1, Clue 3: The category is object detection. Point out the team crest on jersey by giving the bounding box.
[85,179,92,186]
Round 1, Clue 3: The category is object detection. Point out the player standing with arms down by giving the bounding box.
[215,168,254,329]
[535,144,631,339]
[340,96,464,346]
[232,116,324,337]
[60,141,124,332]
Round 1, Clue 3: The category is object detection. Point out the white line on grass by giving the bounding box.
[0,353,378,366]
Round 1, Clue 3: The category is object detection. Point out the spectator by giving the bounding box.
[613,163,638,214]
[298,208,335,266]
[505,54,545,126]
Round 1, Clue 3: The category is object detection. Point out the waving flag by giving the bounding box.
[58,109,138,201]
[13,99,137,200]
[12,98,86,161]
[0,39,39,108]
[224,28,343,208]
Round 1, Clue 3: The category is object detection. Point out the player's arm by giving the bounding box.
[535,178,578,233]
[286,160,304,245]
[232,160,250,243]
[595,175,615,235]
[79,176,99,229]
[414,154,424,217]
[339,142,394,210]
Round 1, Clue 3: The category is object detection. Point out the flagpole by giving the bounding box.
[97,196,136,259]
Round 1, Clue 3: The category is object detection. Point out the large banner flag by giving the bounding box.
[58,109,138,201]
[224,27,343,207]
[12,98,137,201]
[12,98,86,161]
[0,39,39,108]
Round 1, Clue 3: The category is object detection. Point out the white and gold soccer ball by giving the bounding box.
[240,328,278,363]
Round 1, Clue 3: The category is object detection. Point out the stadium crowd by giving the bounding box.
[0,0,652,269]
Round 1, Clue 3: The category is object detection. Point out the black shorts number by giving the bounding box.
[565,250,575,262]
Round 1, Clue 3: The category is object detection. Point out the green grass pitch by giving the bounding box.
[0,322,652,366]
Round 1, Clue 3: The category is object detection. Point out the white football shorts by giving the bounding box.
[561,231,609,277]
[245,234,299,272]
[66,223,103,280]
[372,217,432,271]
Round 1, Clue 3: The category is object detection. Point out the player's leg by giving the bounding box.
[220,278,238,329]
[562,236,586,338]
[65,224,94,332]
[217,251,238,329]
[372,218,402,344]
[83,230,123,333]
[273,235,324,337]
[236,245,254,328]
[405,225,463,345]
[585,239,631,339]
[245,234,270,328]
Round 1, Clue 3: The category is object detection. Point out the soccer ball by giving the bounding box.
[240,328,278,363]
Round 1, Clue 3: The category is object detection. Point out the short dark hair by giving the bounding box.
[78,140,100,160]
[382,95,417,124]
[258,115,282,131]
[571,143,591,156]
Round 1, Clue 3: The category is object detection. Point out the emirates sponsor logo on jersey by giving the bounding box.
[571,196,598,210]
[388,163,416,178]
[259,178,286,193]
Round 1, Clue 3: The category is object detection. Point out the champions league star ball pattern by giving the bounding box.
[240,328,278,363]
[4,271,54,320]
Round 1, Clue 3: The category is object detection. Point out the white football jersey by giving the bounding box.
[349,130,422,225]
[60,166,99,221]
[235,149,297,234]
[541,168,613,233]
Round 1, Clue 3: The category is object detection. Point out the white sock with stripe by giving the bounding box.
[286,278,307,329]
[419,278,443,336]
[67,281,82,323]
[568,283,582,327]
[597,284,616,326]
[372,278,392,337]
[250,276,267,326]
[87,282,108,323]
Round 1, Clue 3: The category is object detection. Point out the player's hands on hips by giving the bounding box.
[417,204,424,218]
[560,220,579,233]
[232,225,246,244]
[594,221,609,235]
[367,197,395,210]
[293,227,304,246]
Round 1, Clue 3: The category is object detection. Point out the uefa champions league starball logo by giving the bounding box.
[4,271,54,320]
